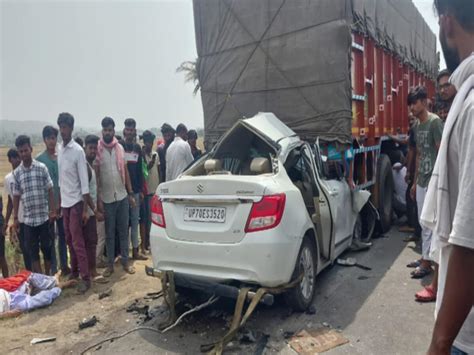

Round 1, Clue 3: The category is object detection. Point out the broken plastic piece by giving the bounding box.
[79,316,98,330]
[30,337,56,345]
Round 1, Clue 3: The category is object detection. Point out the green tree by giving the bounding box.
[176,60,200,95]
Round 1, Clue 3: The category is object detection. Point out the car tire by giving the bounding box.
[374,154,393,233]
[284,237,317,311]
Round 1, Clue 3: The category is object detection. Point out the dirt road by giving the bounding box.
[1,227,435,354]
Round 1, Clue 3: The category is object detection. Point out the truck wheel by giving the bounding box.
[284,237,317,311]
[374,154,394,233]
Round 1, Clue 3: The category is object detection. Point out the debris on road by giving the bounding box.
[98,288,112,300]
[126,300,149,315]
[336,257,372,270]
[289,328,349,354]
[30,337,56,345]
[79,316,98,330]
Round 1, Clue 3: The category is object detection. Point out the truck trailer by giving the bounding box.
[192,0,438,233]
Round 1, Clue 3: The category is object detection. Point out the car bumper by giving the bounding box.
[150,227,301,287]
[145,265,275,305]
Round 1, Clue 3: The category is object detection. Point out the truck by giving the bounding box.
[192,0,438,233]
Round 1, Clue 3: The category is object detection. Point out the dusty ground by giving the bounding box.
[0,225,436,355]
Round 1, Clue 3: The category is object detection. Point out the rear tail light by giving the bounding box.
[245,194,286,233]
[151,195,166,228]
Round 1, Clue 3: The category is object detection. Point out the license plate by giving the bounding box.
[184,206,226,223]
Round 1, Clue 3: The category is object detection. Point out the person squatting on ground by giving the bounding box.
[95,117,136,277]
[13,135,56,275]
[3,149,31,271]
[140,130,160,253]
[424,0,474,353]
[57,113,95,294]
[36,125,69,276]
[0,270,76,318]
[120,118,147,261]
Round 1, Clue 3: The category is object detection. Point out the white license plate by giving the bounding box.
[184,206,226,223]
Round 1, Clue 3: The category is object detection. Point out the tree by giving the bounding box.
[176,60,200,95]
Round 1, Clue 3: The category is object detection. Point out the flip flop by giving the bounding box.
[415,286,436,302]
[406,259,421,268]
[93,275,109,284]
[403,235,419,242]
[411,266,432,279]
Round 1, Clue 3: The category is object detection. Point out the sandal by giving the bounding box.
[403,235,420,242]
[406,259,421,268]
[411,266,432,279]
[415,286,437,302]
[102,267,114,278]
[93,275,109,284]
[123,265,136,274]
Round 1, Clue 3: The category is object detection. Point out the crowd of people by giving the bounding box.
[0,115,202,300]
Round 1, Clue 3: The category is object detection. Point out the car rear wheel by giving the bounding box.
[284,237,317,311]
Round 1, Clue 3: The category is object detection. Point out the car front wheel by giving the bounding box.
[284,237,317,311]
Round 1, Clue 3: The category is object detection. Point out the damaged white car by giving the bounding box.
[149,113,371,311]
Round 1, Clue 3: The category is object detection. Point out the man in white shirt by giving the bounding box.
[57,113,93,294]
[426,1,474,353]
[166,123,194,181]
[3,149,31,271]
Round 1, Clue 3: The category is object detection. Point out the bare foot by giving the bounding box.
[58,279,78,289]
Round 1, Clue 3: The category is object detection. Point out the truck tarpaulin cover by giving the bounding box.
[193,0,437,145]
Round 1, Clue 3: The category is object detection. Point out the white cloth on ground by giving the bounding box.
[165,137,194,181]
[420,53,474,354]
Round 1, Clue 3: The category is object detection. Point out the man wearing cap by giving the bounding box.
[121,118,147,261]
[140,130,160,252]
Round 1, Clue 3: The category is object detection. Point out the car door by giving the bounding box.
[311,142,354,252]
[301,143,333,261]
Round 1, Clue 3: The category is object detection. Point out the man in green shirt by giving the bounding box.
[408,86,443,294]
[36,125,69,275]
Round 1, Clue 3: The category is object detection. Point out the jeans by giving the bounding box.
[63,202,90,282]
[24,222,52,263]
[451,346,468,355]
[129,193,140,249]
[140,194,152,249]
[50,217,68,274]
[406,181,421,237]
[18,223,32,271]
[416,185,432,261]
[104,197,130,267]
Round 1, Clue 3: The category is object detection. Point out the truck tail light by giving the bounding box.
[245,194,286,233]
[151,195,166,228]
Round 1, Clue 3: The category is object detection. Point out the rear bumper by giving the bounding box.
[145,265,274,305]
[149,226,301,287]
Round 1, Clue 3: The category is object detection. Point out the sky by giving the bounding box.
[0,0,444,131]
